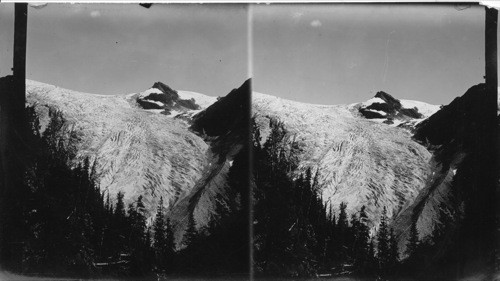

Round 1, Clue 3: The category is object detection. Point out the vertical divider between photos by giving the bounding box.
[485,6,499,274]
[484,6,498,274]
[247,4,254,280]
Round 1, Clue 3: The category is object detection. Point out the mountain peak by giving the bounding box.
[358,91,438,127]
[135,82,204,115]
[414,83,487,147]
[374,91,402,108]
[152,81,178,97]
[191,79,250,137]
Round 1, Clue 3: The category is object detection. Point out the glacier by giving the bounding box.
[26,80,216,223]
[253,91,438,235]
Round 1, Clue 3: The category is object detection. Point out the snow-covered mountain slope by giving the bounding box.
[253,92,434,231]
[26,80,217,219]
[355,91,440,129]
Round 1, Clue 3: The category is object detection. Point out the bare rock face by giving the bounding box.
[358,91,440,129]
[135,82,211,117]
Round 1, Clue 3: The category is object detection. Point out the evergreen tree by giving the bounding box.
[337,202,349,231]
[153,197,167,270]
[145,227,152,248]
[161,217,175,274]
[252,117,374,277]
[377,207,390,272]
[104,192,112,213]
[127,196,150,275]
[134,196,147,237]
[115,192,126,219]
[337,202,349,261]
[182,211,197,247]
[353,206,370,272]
[406,220,419,258]
[367,238,378,274]
[388,228,399,268]
[3,108,156,277]
[253,119,319,276]
[128,195,147,251]
[112,191,127,254]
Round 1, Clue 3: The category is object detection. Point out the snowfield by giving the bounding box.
[138,87,163,98]
[400,99,441,118]
[253,92,434,231]
[177,90,218,109]
[361,97,386,107]
[26,80,217,219]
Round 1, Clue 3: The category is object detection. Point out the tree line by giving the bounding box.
[252,117,441,278]
[0,107,250,278]
[0,107,154,276]
[0,105,458,279]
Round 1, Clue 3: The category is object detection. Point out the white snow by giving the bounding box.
[140,99,164,107]
[169,110,182,117]
[391,119,404,127]
[134,89,216,113]
[365,109,387,117]
[145,109,164,114]
[177,90,217,110]
[368,118,386,124]
[361,97,385,107]
[400,99,440,118]
[413,118,426,126]
[138,88,163,98]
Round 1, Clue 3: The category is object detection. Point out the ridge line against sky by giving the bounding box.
[0,3,493,105]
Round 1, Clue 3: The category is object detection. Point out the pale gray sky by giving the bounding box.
[253,4,486,105]
[0,3,249,97]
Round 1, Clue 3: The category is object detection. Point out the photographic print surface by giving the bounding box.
[0,2,498,281]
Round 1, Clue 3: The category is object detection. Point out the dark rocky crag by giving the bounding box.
[392,83,497,278]
[168,79,251,246]
[136,81,200,113]
[359,91,423,122]
[190,78,251,138]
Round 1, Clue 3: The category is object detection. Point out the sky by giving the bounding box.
[252,4,486,105]
[0,4,493,105]
[0,3,249,97]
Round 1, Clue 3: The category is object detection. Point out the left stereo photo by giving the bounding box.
[0,3,251,279]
